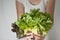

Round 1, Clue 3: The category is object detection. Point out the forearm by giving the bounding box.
[16,0,24,18]
[46,0,55,18]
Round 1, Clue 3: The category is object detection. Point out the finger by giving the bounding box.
[34,36,44,40]
[25,32,33,40]
[34,35,40,40]
[33,34,43,40]
[34,34,41,37]
[26,33,33,37]
[25,36,33,40]
[20,37,31,40]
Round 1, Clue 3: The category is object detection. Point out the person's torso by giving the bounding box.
[16,0,48,40]
[17,0,48,13]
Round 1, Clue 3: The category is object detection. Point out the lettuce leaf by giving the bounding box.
[16,8,53,38]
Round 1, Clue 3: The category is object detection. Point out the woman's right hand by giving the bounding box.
[25,31,34,40]
[19,33,33,40]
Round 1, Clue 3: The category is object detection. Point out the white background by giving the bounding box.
[0,0,60,40]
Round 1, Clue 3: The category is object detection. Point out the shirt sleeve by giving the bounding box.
[16,0,24,4]
[16,0,26,7]
[44,0,49,6]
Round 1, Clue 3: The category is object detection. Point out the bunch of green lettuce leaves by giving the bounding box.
[16,8,53,38]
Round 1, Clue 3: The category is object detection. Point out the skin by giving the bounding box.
[16,0,24,18]
[28,0,41,5]
[46,0,55,22]
[16,0,55,40]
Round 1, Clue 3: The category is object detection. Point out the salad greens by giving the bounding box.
[16,8,53,38]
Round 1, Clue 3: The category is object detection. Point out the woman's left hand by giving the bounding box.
[33,33,44,40]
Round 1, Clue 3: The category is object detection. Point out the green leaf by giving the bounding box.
[15,8,53,38]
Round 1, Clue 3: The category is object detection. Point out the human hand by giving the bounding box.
[33,33,44,40]
[25,31,44,40]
